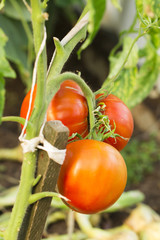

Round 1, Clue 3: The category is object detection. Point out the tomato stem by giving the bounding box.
[1,116,32,131]
[4,0,47,238]
[29,192,62,204]
[28,0,47,138]
[4,152,37,240]
[4,4,89,239]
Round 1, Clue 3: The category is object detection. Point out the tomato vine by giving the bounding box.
[1,0,160,239]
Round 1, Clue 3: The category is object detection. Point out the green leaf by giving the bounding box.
[0,27,15,122]
[0,28,16,78]
[78,0,106,55]
[111,0,122,11]
[0,14,32,88]
[3,0,31,21]
[108,36,139,79]
[111,38,160,108]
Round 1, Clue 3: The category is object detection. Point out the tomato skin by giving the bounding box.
[20,80,88,138]
[57,139,127,214]
[47,80,88,137]
[20,84,37,127]
[96,94,134,151]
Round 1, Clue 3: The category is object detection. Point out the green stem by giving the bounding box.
[4,152,37,240]
[2,116,33,134]
[4,1,47,238]
[29,0,47,137]
[46,72,95,130]
[4,6,89,240]
[2,116,31,127]
[29,191,61,204]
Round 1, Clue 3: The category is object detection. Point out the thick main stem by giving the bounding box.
[4,4,89,239]
[4,152,37,239]
[29,0,47,137]
[4,1,47,239]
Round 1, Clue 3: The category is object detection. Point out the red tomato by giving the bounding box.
[57,139,127,214]
[47,80,88,138]
[20,80,88,138]
[96,94,134,151]
[20,84,37,129]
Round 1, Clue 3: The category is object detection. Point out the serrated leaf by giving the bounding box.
[111,39,159,108]
[110,68,137,107]
[3,0,31,21]
[108,36,138,79]
[78,0,106,54]
[111,0,122,11]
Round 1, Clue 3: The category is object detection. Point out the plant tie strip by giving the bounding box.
[20,120,66,165]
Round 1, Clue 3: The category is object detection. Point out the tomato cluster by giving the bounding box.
[20,80,134,214]
[20,80,88,138]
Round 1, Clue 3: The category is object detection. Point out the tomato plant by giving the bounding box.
[20,80,88,138]
[57,139,127,214]
[96,94,134,151]
[1,0,160,238]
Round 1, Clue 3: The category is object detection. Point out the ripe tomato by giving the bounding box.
[20,80,88,138]
[96,94,134,151]
[57,139,127,214]
[47,80,88,138]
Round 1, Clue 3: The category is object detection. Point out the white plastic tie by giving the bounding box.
[21,137,40,154]
[19,27,66,165]
[38,139,66,165]
[19,26,47,141]
[20,122,66,165]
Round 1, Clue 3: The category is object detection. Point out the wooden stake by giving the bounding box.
[18,121,69,240]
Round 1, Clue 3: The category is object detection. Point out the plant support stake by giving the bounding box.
[18,121,69,240]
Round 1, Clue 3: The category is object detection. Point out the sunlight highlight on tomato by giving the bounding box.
[58,139,127,214]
